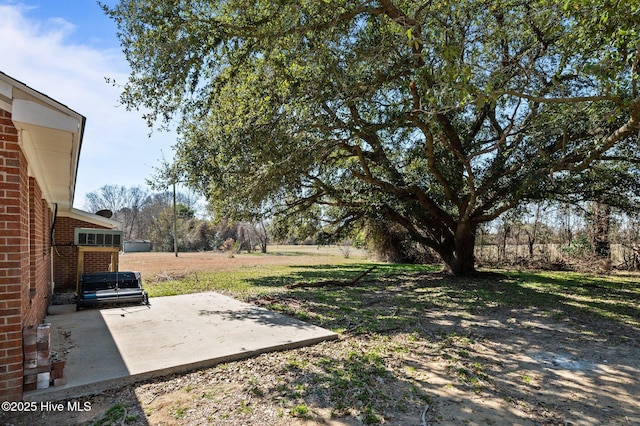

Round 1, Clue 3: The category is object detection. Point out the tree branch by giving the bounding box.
[496,90,622,105]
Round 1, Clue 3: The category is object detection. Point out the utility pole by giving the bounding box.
[147,153,184,257]
[173,180,178,257]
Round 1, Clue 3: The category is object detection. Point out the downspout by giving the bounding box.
[49,203,58,298]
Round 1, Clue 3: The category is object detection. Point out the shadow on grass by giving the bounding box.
[242,264,640,424]
[247,264,640,335]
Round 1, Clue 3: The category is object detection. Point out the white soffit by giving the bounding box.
[19,126,77,209]
[0,72,85,209]
[11,100,82,209]
[11,99,80,133]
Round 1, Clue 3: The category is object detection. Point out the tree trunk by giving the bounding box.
[498,222,510,263]
[441,222,477,276]
[526,230,535,257]
[593,202,611,258]
[527,202,542,258]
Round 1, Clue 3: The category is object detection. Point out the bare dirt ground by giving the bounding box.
[2,249,639,425]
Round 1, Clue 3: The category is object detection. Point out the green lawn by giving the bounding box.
[145,262,640,331]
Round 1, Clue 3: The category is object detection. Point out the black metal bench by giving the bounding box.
[77,271,149,310]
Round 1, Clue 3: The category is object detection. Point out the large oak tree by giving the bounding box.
[104,0,640,275]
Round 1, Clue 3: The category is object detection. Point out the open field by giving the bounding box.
[119,245,369,298]
[120,245,368,280]
[4,249,639,425]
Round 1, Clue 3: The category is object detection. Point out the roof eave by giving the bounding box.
[58,207,121,229]
[0,71,86,209]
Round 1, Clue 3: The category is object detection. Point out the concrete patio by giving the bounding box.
[24,292,338,402]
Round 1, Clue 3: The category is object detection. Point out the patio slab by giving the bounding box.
[24,292,338,401]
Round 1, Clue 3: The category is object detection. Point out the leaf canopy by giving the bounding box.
[104,0,640,273]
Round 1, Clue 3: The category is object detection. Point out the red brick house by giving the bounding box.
[0,71,120,400]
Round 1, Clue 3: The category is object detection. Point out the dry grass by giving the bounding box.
[120,245,367,279]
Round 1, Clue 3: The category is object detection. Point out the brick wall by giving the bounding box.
[0,110,57,400]
[1,105,113,399]
[53,217,111,291]
[26,177,51,326]
[0,109,29,401]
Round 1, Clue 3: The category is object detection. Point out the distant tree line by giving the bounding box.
[84,185,267,253]
[85,184,640,270]
[476,201,640,271]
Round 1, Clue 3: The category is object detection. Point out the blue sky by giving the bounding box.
[0,1,180,210]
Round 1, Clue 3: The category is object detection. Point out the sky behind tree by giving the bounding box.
[0,1,179,210]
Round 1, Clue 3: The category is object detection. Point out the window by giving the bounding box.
[74,228,123,248]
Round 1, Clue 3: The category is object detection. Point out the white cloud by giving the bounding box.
[0,3,177,209]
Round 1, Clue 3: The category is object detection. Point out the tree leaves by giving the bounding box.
[104,0,640,274]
